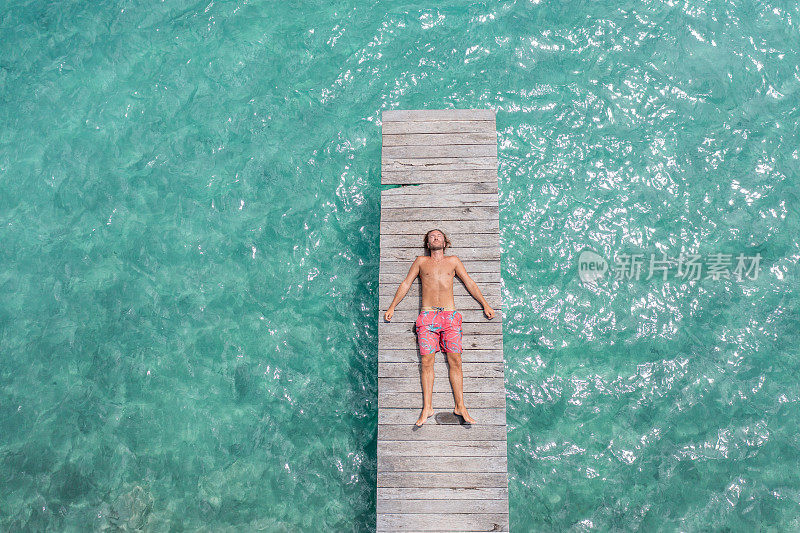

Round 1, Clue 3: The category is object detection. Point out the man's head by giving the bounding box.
[423,229,451,253]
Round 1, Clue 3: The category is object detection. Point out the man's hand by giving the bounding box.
[483,305,495,319]
[384,307,394,322]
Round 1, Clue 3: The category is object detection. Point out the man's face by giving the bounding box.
[428,231,445,251]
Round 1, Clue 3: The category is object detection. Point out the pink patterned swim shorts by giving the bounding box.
[415,307,463,355]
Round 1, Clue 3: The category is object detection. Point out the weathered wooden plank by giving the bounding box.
[381,234,499,249]
[382,169,498,185]
[379,297,502,312]
[379,392,506,409]
[379,362,504,379]
[380,240,499,253]
[380,261,500,276]
[379,344,503,357]
[378,455,507,474]
[378,277,500,293]
[382,144,497,160]
[379,408,506,426]
[379,377,505,394]
[378,327,503,341]
[381,310,503,325]
[377,343,504,357]
[378,472,507,488]
[378,440,507,457]
[378,348,503,361]
[380,197,498,211]
[381,182,498,196]
[379,273,501,287]
[378,487,508,500]
[379,320,501,334]
[378,424,507,441]
[379,283,500,304]
[385,525,507,533]
[382,121,496,135]
[381,268,497,286]
[380,192,498,209]
[378,334,503,352]
[378,286,503,301]
[379,326,503,343]
[398,322,505,335]
[382,157,497,172]
[379,279,500,293]
[377,512,508,532]
[382,109,495,122]
[379,527,505,532]
[378,357,504,370]
[382,194,497,209]
[378,297,501,313]
[378,302,500,314]
[383,132,497,147]
[380,260,500,275]
[381,219,499,235]
[380,307,501,326]
[380,206,498,221]
[380,248,500,262]
[377,498,507,514]
[378,349,505,363]
[379,320,503,336]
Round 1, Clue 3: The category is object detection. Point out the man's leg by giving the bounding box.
[446,352,476,424]
[415,311,437,426]
[415,352,435,426]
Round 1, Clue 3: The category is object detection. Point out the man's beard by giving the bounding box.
[429,244,444,251]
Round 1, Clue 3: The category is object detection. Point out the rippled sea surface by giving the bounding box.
[2,0,799,530]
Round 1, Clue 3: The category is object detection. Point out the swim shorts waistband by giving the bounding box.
[421,306,456,312]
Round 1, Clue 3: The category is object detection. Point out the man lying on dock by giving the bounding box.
[383,229,495,426]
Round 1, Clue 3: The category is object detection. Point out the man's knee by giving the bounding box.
[421,352,435,367]
[446,352,462,365]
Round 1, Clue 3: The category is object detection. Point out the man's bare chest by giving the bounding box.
[419,261,456,283]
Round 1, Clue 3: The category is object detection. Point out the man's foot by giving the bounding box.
[453,406,476,424]
[415,408,435,427]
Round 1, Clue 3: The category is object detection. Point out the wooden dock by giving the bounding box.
[377,109,509,532]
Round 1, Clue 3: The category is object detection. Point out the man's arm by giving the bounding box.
[454,256,495,319]
[384,257,421,321]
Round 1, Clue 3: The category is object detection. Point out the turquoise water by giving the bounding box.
[1,0,799,530]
